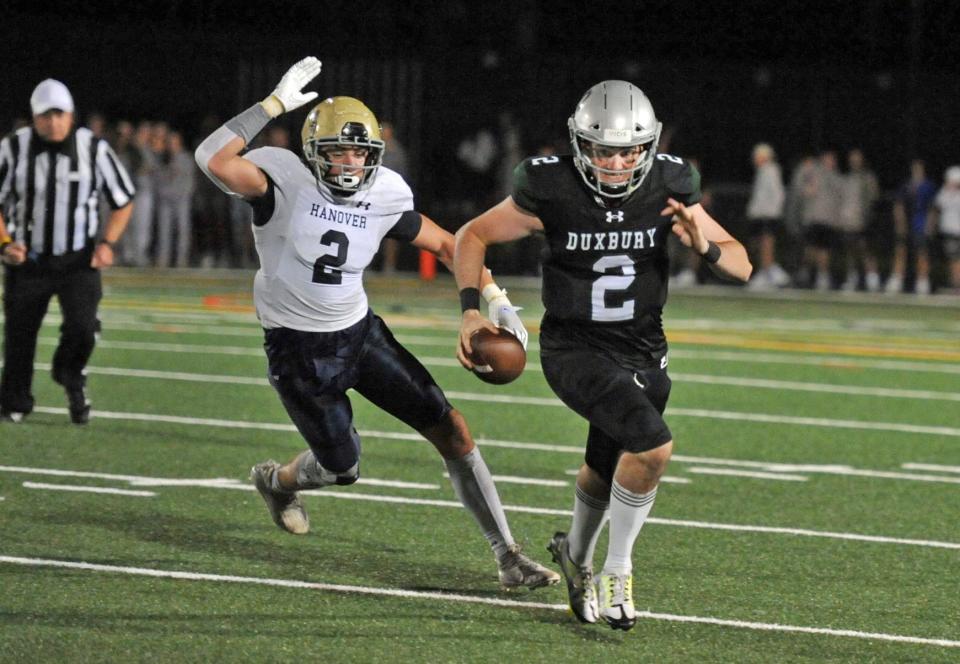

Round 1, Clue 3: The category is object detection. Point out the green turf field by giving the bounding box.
[2,269,959,662]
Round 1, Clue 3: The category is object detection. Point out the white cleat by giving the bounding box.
[547,532,599,624]
[597,572,637,631]
[498,543,561,590]
[250,461,309,535]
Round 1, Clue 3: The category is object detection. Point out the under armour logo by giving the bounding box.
[605,210,624,223]
[355,201,371,210]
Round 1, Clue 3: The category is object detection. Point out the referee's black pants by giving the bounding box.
[1,257,102,414]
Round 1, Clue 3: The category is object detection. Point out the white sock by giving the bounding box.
[602,480,658,576]
[566,485,609,567]
[444,449,514,560]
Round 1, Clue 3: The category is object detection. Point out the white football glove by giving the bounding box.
[491,301,528,350]
[261,57,322,117]
[483,283,528,350]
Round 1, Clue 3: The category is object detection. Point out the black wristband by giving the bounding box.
[702,241,721,264]
[98,238,115,249]
[459,287,481,312]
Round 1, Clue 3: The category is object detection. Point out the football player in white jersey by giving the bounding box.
[194,57,557,590]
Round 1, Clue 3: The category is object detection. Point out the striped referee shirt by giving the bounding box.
[0,126,135,256]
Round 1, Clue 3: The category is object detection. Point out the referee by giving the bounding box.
[0,79,135,424]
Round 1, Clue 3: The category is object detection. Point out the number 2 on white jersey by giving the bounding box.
[312,230,349,284]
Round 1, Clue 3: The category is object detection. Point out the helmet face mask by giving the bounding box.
[568,80,662,200]
[302,97,385,195]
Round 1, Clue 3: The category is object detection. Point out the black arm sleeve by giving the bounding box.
[385,210,422,241]
[248,174,277,227]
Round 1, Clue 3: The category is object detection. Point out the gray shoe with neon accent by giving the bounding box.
[547,531,599,624]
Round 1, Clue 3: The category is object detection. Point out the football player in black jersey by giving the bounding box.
[454,81,751,630]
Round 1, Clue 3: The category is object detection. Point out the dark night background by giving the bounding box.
[3,0,960,244]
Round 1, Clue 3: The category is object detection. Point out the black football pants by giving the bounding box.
[1,263,102,414]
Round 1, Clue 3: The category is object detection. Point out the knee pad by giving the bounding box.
[334,465,359,486]
[584,445,619,487]
[294,450,359,489]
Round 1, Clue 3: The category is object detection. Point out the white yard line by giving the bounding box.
[2,465,958,551]
[902,463,960,474]
[30,339,960,401]
[21,359,960,405]
[0,466,436,491]
[1,555,958,649]
[23,401,960,439]
[667,408,960,438]
[21,482,155,497]
[686,468,808,482]
[562,469,692,484]
[38,338,265,356]
[672,455,960,485]
[668,349,960,376]
[34,319,960,374]
[668,373,960,402]
[442,473,568,488]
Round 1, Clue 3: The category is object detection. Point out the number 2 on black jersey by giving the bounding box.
[591,254,635,321]
[312,230,349,284]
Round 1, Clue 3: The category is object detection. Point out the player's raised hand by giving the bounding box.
[262,57,322,117]
[662,197,708,255]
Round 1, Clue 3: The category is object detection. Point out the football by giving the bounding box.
[468,328,526,385]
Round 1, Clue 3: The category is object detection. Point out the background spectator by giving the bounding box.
[889,159,936,294]
[192,114,233,269]
[155,130,195,267]
[122,121,158,267]
[745,143,788,290]
[839,149,882,291]
[930,166,960,294]
[379,121,409,274]
[798,151,844,290]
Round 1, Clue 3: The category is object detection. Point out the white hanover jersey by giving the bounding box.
[245,147,414,332]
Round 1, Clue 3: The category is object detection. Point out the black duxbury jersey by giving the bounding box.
[513,153,701,367]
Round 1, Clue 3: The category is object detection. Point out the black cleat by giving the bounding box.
[66,387,91,425]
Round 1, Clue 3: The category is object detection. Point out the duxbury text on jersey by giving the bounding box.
[565,228,658,252]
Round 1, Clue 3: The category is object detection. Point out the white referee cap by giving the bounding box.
[30,79,74,115]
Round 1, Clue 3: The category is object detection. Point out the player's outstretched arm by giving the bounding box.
[663,197,752,282]
[412,214,528,359]
[194,56,322,198]
[454,197,543,367]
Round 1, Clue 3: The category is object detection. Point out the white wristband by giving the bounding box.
[481,283,508,303]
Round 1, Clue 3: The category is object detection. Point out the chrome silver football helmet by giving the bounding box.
[568,80,662,199]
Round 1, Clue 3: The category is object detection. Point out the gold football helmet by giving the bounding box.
[301,96,385,194]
